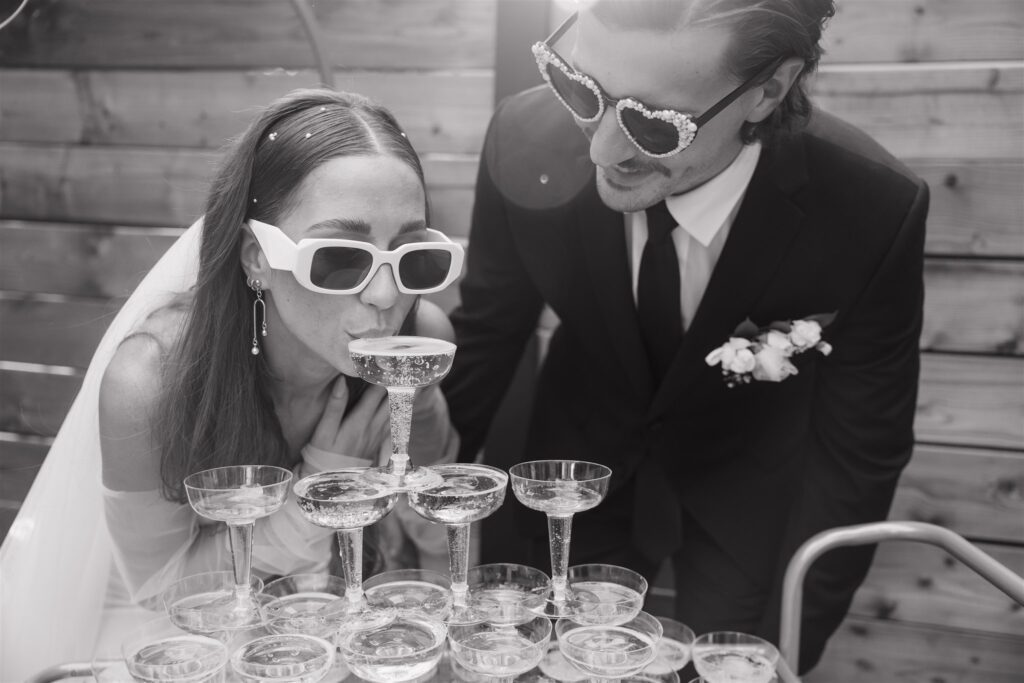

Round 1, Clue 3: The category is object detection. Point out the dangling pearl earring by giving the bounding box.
[248,278,267,355]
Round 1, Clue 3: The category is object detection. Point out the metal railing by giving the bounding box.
[778,520,1024,682]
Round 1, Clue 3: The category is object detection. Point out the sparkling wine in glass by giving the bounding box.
[509,460,611,618]
[230,633,335,683]
[448,615,552,683]
[467,563,551,627]
[406,463,508,623]
[348,336,455,492]
[691,632,779,683]
[643,617,695,679]
[338,615,448,683]
[294,468,399,631]
[363,568,453,623]
[118,616,228,683]
[183,465,292,629]
[556,611,663,681]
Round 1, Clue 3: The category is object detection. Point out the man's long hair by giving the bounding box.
[155,88,427,503]
[591,0,837,145]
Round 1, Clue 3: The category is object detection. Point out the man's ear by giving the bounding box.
[239,223,271,288]
[746,57,806,124]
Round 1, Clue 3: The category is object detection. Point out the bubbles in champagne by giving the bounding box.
[407,468,507,525]
[349,336,456,388]
[295,475,397,529]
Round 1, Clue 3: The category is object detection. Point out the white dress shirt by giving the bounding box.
[628,142,762,331]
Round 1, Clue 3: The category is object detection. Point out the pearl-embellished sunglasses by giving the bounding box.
[248,219,464,295]
[532,12,786,158]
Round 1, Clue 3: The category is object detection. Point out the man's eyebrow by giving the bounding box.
[307,218,370,235]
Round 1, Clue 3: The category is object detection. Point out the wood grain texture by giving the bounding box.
[0,69,493,154]
[893,445,1024,544]
[850,540,1024,635]
[0,369,81,438]
[0,143,477,234]
[0,222,181,298]
[916,354,1024,450]
[0,0,497,70]
[914,161,1024,258]
[920,260,1024,355]
[805,615,1024,682]
[811,64,1024,160]
[821,0,1024,63]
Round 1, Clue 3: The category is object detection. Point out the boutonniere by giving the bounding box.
[705,312,836,387]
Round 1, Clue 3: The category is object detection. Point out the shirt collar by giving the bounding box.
[664,141,761,247]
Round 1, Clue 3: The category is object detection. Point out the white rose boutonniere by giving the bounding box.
[705,312,835,387]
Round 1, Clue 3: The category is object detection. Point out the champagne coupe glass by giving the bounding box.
[231,633,335,683]
[183,465,292,629]
[348,336,456,492]
[163,571,266,638]
[557,611,663,682]
[338,615,448,682]
[691,632,779,683]
[567,564,647,626]
[261,573,347,639]
[363,568,453,622]
[406,463,508,623]
[643,617,695,679]
[294,468,399,631]
[116,615,229,683]
[467,563,551,626]
[509,460,612,617]
[448,615,552,683]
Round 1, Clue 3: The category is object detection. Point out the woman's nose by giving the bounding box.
[359,263,401,309]
[587,108,636,168]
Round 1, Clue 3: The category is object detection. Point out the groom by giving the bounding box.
[442,0,927,672]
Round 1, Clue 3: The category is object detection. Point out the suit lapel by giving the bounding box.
[578,177,655,401]
[650,137,810,415]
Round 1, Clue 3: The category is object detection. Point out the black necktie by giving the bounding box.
[637,201,683,379]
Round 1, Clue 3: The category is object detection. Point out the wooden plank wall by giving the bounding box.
[0,0,494,533]
[1,0,1022,679]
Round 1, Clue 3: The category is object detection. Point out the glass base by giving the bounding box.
[321,596,397,633]
[360,464,444,493]
[167,589,268,634]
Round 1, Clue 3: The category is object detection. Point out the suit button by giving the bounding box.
[647,418,664,434]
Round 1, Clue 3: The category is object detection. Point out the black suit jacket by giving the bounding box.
[443,86,927,669]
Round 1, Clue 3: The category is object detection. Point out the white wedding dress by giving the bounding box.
[0,220,204,681]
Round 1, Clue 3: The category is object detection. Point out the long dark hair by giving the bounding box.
[156,89,427,502]
[591,0,836,145]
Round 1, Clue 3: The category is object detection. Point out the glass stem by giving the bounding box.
[387,386,416,476]
[337,528,364,605]
[447,523,471,608]
[548,514,573,604]
[227,521,254,599]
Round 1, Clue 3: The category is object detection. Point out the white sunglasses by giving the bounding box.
[248,219,464,295]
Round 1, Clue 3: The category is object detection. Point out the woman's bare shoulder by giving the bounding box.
[99,303,189,489]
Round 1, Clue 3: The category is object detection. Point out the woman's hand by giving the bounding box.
[308,375,389,463]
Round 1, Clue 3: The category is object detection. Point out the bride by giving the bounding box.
[0,88,462,679]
